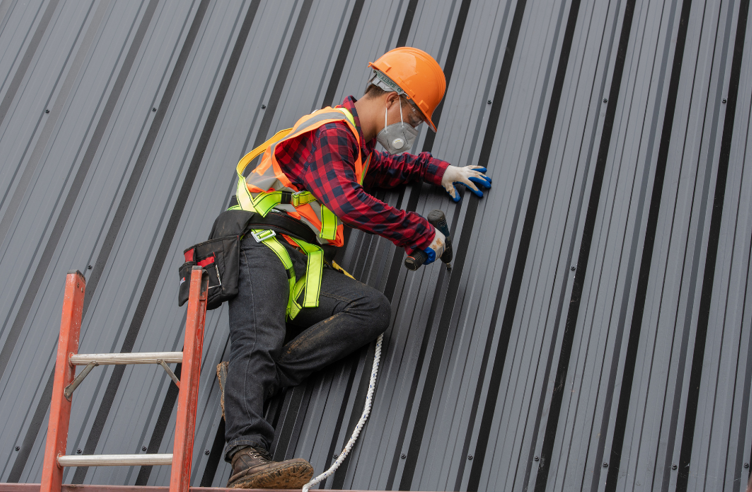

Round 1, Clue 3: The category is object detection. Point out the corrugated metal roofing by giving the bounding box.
[0,0,750,490]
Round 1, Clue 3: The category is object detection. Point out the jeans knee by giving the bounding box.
[364,290,391,335]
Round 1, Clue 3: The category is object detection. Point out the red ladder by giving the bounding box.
[40,266,208,492]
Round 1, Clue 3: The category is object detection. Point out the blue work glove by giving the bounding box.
[423,227,446,265]
[441,165,492,202]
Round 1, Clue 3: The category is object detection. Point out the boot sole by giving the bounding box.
[227,460,314,489]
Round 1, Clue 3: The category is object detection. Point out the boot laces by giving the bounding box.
[248,446,272,462]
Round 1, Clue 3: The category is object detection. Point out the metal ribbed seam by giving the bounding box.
[603,0,694,488]
[676,0,750,489]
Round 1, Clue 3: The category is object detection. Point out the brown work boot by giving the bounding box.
[216,361,229,419]
[227,446,314,489]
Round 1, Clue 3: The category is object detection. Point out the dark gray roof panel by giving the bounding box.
[0,1,750,491]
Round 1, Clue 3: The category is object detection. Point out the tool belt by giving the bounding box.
[177,206,341,316]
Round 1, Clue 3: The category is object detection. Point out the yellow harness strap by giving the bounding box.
[233,129,326,320]
[250,229,297,319]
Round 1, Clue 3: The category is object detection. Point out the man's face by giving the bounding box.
[404,101,425,128]
[385,94,425,129]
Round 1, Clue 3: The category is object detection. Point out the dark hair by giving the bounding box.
[364,84,413,109]
[364,84,387,99]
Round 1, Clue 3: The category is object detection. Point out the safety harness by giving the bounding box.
[230,107,368,320]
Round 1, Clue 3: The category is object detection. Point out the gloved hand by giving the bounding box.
[441,165,492,202]
[423,227,446,265]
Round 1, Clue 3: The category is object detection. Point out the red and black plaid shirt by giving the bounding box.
[273,96,449,254]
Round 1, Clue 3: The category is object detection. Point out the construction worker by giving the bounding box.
[220,47,491,489]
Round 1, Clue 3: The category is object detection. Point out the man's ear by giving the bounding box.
[385,92,400,109]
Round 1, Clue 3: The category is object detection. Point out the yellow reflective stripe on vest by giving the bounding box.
[335,107,355,127]
[359,153,371,186]
[235,128,292,212]
[337,108,371,186]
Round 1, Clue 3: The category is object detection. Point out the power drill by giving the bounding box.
[404,210,453,271]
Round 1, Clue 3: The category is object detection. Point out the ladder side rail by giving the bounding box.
[40,271,86,492]
[169,267,208,492]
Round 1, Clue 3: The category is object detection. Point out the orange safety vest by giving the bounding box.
[231,107,365,318]
[240,107,371,247]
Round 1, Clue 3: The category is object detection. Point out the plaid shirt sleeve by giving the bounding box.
[299,122,435,254]
[362,149,449,190]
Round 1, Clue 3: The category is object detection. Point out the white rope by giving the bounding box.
[302,333,383,491]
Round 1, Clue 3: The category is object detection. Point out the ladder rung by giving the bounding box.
[69,352,183,365]
[58,453,173,467]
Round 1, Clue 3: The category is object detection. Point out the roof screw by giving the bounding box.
[571,266,576,271]
[745,463,750,469]
[45,109,50,113]
[602,462,608,468]
[15,446,20,451]
[722,99,727,104]
[87,265,93,270]
[261,105,266,109]
[77,449,82,454]
[205,450,210,455]
[142,446,147,452]
[401,454,406,459]
[152,108,157,112]
[603,98,608,103]
[487,100,492,105]
[672,464,677,470]
[534,456,539,462]
[468,455,473,460]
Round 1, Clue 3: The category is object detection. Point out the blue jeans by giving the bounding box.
[223,235,390,460]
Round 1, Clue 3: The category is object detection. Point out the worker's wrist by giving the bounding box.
[423,155,450,186]
[406,225,435,256]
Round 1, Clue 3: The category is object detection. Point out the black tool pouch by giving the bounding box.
[178,209,253,310]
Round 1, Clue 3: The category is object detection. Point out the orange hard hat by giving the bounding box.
[368,47,446,131]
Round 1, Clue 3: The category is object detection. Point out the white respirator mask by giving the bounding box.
[377,101,419,155]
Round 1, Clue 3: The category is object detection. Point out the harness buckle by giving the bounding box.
[291,191,304,207]
[251,229,276,243]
